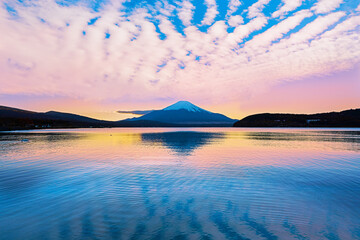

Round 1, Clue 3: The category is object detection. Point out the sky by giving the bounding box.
[0,0,359,120]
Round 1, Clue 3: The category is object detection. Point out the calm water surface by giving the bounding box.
[0,128,360,240]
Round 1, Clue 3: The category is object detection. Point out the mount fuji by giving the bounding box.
[123,101,237,127]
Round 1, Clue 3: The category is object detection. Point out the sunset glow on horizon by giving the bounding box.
[1,0,359,120]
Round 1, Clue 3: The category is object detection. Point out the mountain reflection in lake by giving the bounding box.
[141,131,225,155]
[0,128,360,240]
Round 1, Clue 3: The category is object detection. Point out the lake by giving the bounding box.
[0,128,360,240]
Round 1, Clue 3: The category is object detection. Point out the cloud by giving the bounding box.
[247,0,271,18]
[228,15,243,27]
[246,10,312,49]
[201,0,218,26]
[284,11,345,44]
[272,0,304,18]
[227,0,241,16]
[177,0,194,26]
[117,110,155,115]
[7,58,35,72]
[228,16,268,45]
[0,0,359,107]
[312,0,343,14]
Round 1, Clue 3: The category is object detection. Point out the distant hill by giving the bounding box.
[123,101,237,127]
[0,106,116,131]
[233,109,360,127]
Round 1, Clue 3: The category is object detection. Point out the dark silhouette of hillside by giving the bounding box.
[233,109,360,127]
[0,106,116,131]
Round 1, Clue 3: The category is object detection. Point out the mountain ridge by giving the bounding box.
[233,108,360,127]
[124,101,236,126]
[162,101,209,112]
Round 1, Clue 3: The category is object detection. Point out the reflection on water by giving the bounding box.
[0,128,360,240]
[141,131,225,155]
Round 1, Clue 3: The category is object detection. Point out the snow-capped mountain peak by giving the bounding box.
[162,101,208,112]
[124,100,236,126]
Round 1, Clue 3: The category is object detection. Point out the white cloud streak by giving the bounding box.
[272,0,304,18]
[227,0,241,16]
[201,0,218,25]
[228,15,243,27]
[247,0,271,18]
[177,0,194,26]
[247,10,312,49]
[312,0,343,14]
[356,3,360,12]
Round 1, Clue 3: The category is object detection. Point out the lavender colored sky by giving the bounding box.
[0,0,359,120]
